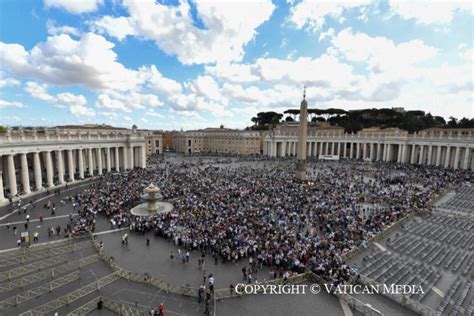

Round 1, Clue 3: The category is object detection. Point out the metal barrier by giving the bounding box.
[359,275,441,316]
[0,254,99,293]
[66,296,145,316]
[0,270,81,312]
[0,239,93,269]
[20,271,122,316]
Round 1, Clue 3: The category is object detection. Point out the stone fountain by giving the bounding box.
[130,183,174,217]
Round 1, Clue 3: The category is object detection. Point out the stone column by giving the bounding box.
[343,142,347,158]
[435,146,442,166]
[387,144,392,162]
[338,142,342,157]
[363,143,367,159]
[67,150,74,181]
[129,146,134,169]
[141,145,147,168]
[355,143,360,159]
[382,144,387,161]
[444,146,451,168]
[410,145,416,164]
[349,143,354,158]
[88,148,94,176]
[427,145,433,165]
[402,144,407,163]
[319,142,323,156]
[56,150,64,184]
[463,147,470,169]
[33,152,42,191]
[115,147,120,172]
[106,148,111,172]
[20,153,30,194]
[123,146,129,169]
[453,146,460,169]
[370,143,375,160]
[45,151,54,187]
[418,145,424,165]
[7,154,17,197]
[0,170,5,202]
[78,149,84,179]
[97,148,103,175]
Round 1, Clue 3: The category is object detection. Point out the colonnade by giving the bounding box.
[0,145,147,202]
[264,140,473,170]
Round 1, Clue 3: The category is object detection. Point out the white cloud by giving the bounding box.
[25,81,55,102]
[319,28,335,42]
[25,81,95,116]
[70,104,96,117]
[0,74,20,88]
[0,99,24,109]
[96,90,163,112]
[288,0,370,32]
[0,33,142,91]
[388,0,472,24]
[143,65,182,97]
[56,92,87,107]
[92,0,275,64]
[187,75,226,104]
[92,16,136,41]
[44,0,103,14]
[46,20,80,36]
[205,62,259,83]
[330,28,438,81]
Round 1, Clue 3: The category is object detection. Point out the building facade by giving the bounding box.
[0,126,155,203]
[264,123,474,170]
[173,127,262,155]
[145,133,163,155]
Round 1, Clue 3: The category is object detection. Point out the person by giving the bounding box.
[208,274,214,293]
[6,223,9,230]
[170,250,174,260]
[24,222,28,230]
[146,237,150,246]
[39,214,43,223]
[204,299,209,316]
[122,233,128,246]
[26,214,30,222]
[186,251,190,262]
[198,284,205,303]
[17,239,21,247]
[33,232,39,243]
[229,283,234,295]
[13,226,17,235]
[158,303,164,316]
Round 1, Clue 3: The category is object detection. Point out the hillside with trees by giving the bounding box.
[248,108,474,133]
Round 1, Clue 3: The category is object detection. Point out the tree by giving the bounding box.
[447,117,458,128]
[250,112,283,129]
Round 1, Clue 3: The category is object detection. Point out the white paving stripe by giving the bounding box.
[0,214,78,227]
[432,286,445,298]
[0,180,95,221]
[373,242,386,252]
[93,228,127,236]
[0,237,69,253]
[338,297,354,316]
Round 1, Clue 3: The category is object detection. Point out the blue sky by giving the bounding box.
[0,0,472,130]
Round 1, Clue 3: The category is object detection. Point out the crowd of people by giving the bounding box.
[59,154,471,287]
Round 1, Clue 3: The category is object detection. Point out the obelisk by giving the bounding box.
[296,87,308,180]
